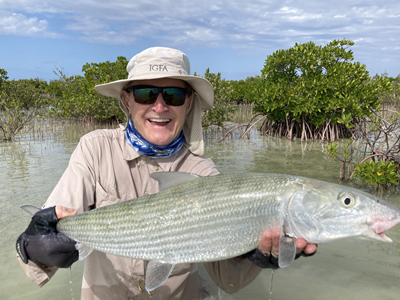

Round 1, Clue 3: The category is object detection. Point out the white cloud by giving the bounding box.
[0,0,399,57]
[350,6,386,19]
[0,0,398,80]
[0,10,61,37]
[287,14,323,21]
[0,1,70,14]
[271,6,324,22]
[274,6,300,14]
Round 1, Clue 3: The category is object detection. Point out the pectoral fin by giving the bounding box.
[145,261,175,291]
[75,243,94,260]
[278,219,297,268]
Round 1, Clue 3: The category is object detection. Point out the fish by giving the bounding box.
[22,172,400,291]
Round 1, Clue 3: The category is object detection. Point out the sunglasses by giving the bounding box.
[126,85,191,106]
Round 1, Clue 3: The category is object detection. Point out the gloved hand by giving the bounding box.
[16,206,78,268]
[246,247,317,269]
[245,248,280,268]
[246,229,317,269]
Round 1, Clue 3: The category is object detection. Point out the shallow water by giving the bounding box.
[1,120,399,299]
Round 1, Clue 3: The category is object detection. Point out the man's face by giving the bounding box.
[123,78,191,146]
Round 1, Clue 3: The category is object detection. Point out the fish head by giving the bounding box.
[287,178,400,244]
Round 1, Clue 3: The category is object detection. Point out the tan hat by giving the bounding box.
[95,47,214,109]
[95,47,213,156]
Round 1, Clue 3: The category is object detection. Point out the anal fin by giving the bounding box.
[278,219,297,268]
[145,261,175,291]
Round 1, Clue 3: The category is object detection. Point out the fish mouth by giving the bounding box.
[369,219,400,242]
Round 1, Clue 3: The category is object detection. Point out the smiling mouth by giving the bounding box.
[148,118,171,124]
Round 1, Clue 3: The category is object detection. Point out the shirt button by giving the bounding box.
[136,163,140,167]
[144,191,149,196]
[155,166,159,171]
[132,275,138,280]
[228,283,236,288]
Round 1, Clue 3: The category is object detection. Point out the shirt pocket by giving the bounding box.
[95,181,121,208]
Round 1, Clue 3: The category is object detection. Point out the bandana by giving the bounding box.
[125,118,184,158]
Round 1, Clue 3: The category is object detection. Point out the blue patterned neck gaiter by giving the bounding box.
[125,118,184,158]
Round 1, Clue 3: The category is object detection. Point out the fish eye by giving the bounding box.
[338,193,356,208]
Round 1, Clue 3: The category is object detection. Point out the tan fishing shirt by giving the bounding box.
[17,127,262,299]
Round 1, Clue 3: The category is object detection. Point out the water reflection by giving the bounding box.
[206,128,342,183]
[1,121,400,299]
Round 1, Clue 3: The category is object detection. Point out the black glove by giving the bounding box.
[16,206,78,268]
[246,246,318,269]
[245,248,280,269]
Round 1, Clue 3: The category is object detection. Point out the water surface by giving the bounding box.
[1,120,399,299]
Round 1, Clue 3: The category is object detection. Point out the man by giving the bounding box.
[16,47,316,299]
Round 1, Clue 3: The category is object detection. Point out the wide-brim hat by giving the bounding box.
[95,47,214,110]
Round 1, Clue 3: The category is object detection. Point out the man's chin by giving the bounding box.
[146,134,176,146]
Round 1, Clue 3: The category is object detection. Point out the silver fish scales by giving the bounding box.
[54,171,400,291]
[57,173,296,263]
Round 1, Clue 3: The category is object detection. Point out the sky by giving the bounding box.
[0,0,399,82]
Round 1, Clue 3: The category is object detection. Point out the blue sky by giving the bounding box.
[1,0,399,82]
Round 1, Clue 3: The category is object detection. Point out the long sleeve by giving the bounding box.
[16,254,58,287]
[203,256,262,294]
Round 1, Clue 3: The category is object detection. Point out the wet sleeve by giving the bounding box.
[16,254,58,287]
[203,257,262,294]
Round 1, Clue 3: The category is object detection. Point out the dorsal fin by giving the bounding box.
[150,172,200,192]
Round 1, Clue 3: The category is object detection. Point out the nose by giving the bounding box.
[152,93,169,112]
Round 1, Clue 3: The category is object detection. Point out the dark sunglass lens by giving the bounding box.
[163,88,186,106]
[133,88,158,104]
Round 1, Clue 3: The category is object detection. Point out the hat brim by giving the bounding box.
[95,74,214,110]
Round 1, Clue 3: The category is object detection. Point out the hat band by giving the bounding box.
[128,63,189,80]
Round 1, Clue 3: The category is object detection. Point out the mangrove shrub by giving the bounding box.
[48,57,128,122]
[379,74,400,109]
[255,39,392,141]
[200,68,236,129]
[0,78,49,141]
[229,76,263,104]
[0,69,8,87]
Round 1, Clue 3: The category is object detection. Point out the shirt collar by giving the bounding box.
[121,128,140,161]
[156,146,189,172]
